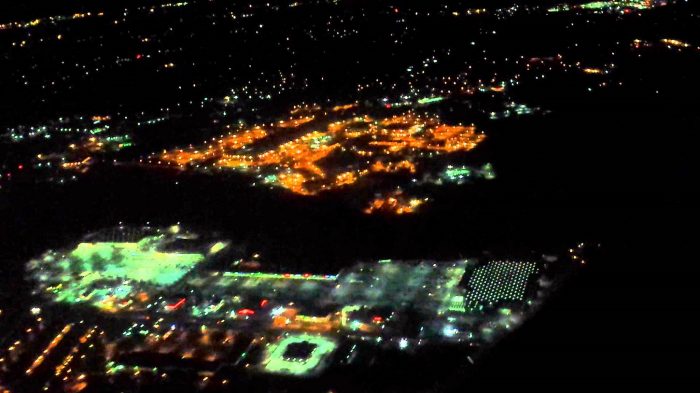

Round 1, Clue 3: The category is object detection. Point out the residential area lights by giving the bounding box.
[152,103,485,207]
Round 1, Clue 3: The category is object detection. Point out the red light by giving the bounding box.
[283,273,291,278]
[237,308,255,316]
[167,298,186,310]
[303,273,311,278]
[260,299,269,308]
[372,316,383,323]
[136,54,143,60]
[385,104,391,109]
[17,164,23,170]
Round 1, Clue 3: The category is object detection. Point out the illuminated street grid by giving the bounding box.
[0,0,690,389]
[2,1,677,194]
[27,226,568,331]
[152,105,486,199]
[0,0,686,196]
[13,226,589,388]
[261,333,338,376]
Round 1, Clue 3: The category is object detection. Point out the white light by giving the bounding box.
[442,325,458,337]
[399,338,409,350]
[270,306,285,317]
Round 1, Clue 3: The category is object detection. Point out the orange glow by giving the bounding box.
[68,382,88,393]
[271,309,338,332]
[332,103,358,112]
[660,38,691,48]
[364,191,426,215]
[278,172,313,195]
[370,160,416,174]
[278,116,315,128]
[582,67,604,74]
[334,171,357,187]
[155,106,485,196]
[138,292,150,302]
[61,157,93,170]
[26,324,72,375]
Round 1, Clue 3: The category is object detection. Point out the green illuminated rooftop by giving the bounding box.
[440,163,495,184]
[70,241,204,286]
[465,261,539,304]
[28,228,214,311]
[262,334,338,376]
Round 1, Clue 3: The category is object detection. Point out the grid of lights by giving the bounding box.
[465,261,539,303]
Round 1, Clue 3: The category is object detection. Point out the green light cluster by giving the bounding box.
[262,334,338,376]
[581,0,651,10]
[437,261,469,314]
[481,163,496,180]
[31,234,207,310]
[71,241,204,286]
[446,295,467,313]
[440,163,495,184]
[548,0,655,13]
[191,300,225,317]
[417,96,445,105]
[222,271,337,281]
[465,261,539,303]
[443,166,472,180]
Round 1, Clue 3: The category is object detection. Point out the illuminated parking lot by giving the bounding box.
[261,333,338,377]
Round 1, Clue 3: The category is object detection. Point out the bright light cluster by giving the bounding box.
[465,261,539,303]
[153,105,485,197]
[262,333,338,376]
[27,229,208,312]
[363,191,428,215]
[548,0,663,14]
